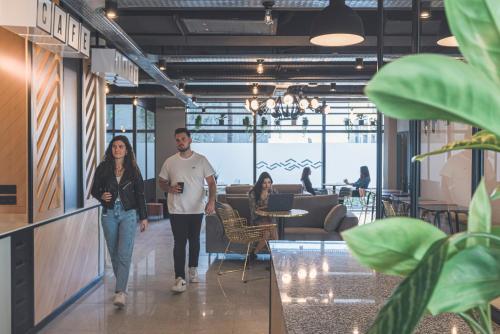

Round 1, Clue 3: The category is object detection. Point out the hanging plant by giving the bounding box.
[218,113,227,126]
[261,117,268,127]
[302,117,309,128]
[357,113,365,125]
[242,116,250,127]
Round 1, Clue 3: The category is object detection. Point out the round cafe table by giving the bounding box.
[255,209,309,239]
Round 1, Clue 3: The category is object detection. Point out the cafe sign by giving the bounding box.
[0,0,90,58]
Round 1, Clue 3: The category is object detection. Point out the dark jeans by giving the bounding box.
[170,214,204,279]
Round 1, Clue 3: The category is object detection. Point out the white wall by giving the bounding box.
[0,237,11,334]
[155,103,186,198]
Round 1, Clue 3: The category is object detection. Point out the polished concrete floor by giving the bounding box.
[39,219,271,334]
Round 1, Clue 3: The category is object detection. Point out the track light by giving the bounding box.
[178,82,185,92]
[263,1,274,25]
[252,83,259,95]
[355,57,364,70]
[133,97,138,106]
[420,2,431,19]
[256,59,264,74]
[105,0,118,19]
[158,59,166,71]
[330,83,337,91]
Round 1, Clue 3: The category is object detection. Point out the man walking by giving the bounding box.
[159,128,216,292]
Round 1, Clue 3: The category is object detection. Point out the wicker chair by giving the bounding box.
[215,202,276,282]
[383,200,398,217]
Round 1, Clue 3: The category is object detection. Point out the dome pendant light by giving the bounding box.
[437,18,458,47]
[309,0,365,47]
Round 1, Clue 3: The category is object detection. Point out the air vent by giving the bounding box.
[182,18,277,35]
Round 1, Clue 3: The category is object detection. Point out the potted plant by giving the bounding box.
[357,113,365,125]
[342,1,500,333]
[344,117,351,126]
[242,116,250,127]
[261,117,268,127]
[194,115,202,130]
[218,113,227,125]
[370,117,377,126]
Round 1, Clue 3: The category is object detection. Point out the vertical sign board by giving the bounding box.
[36,0,52,34]
[80,25,90,57]
[52,5,67,44]
[67,15,80,51]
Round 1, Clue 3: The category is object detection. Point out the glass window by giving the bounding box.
[106,104,113,130]
[115,104,133,131]
[147,132,155,179]
[136,133,146,177]
[257,133,322,186]
[147,110,155,130]
[137,106,146,130]
[106,132,114,148]
[191,133,253,185]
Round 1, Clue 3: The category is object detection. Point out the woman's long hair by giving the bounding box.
[104,135,138,173]
[360,165,370,179]
[250,172,273,201]
[301,167,311,181]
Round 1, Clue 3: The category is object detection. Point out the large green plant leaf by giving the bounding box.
[492,187,500,201]
[493,226,500,237]
[413,130,500,162]
[342,218,446,276]
[366,238,449,334]
[364,54,500,137]
[445,0,500,86]
[467,180,492,247]
[428,245,500,315]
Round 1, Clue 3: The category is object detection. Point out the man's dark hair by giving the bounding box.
[174,127,191,137]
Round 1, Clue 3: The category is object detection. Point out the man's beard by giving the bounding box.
[177,145,190,152]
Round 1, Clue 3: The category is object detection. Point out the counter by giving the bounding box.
[269,241,472,334]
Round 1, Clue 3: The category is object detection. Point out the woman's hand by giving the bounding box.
[140,219,148,232]
[101,192,112,202]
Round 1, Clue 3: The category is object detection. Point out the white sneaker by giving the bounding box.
[189,267,199,283]
[171,277,187,292]
[113,292,126,308]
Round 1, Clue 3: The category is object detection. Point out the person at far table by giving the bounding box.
[344,165,371,197]
[301,167,316,195]
[248,172,278,260]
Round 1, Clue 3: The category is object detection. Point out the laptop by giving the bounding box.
[267,194,294,212]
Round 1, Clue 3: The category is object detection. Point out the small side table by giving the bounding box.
[255,209,309,239]
[147,203,164,221]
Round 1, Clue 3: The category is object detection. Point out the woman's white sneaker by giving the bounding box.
[171,277,187,292]
[113,292,126,308]
[189,267,199,283]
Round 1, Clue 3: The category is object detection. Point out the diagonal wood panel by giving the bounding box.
[32,45,63,222]
[82,59,99,206]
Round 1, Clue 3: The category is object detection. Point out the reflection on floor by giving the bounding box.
[39,219,270,334]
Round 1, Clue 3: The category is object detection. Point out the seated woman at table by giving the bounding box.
[344,165,371,197]
[301,167,316,195]
[248,172,278,259]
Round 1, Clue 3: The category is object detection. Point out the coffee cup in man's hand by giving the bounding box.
[177,182,184,193]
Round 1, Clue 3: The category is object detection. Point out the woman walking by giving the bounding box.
[91,135,148,308]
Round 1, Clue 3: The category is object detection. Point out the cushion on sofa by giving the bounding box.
[286,194,339,228]
[324,204,347,232]
[273,184,303,194]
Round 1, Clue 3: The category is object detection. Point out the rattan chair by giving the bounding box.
[215,202,276,282]
[383,200,398,217]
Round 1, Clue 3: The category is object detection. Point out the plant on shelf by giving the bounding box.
[194,115,202,130]
[356,113,365,125]
[342,0,500,333]
[218,113,227,126]
[242,116,251,127]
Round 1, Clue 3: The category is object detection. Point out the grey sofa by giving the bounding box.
[224,184,304,195]
[205,194,358,254]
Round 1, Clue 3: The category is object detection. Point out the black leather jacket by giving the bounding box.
[91,161,148,220]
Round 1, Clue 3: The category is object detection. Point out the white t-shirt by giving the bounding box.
[159,152,215,214]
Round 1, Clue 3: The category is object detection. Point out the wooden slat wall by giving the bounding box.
[33,208,99,324]
[32,45,64,222]
[82,59,99,207]
[0,28,28,221]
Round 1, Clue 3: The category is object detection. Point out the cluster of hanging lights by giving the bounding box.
[245,93,330,120]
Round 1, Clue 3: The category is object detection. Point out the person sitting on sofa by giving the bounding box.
[248,172,278,259]
[300,167,316,196]
[343,165,371,197]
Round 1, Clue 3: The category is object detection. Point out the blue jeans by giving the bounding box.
[101,202,138,293]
